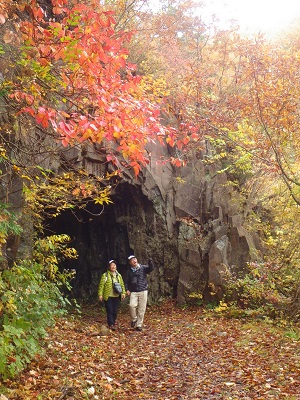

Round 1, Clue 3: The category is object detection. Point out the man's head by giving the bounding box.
[128,255,137,267]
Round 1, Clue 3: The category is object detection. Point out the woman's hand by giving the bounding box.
[99,296,103,302]
[121,293,126,300]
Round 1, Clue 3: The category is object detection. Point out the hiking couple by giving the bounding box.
[98,255,154,331]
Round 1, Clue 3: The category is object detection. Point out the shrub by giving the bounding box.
[0,203,22,262]
[222,261,297,319]
[0,235,77,379]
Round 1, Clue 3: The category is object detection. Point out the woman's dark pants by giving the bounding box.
[105,297,120,327]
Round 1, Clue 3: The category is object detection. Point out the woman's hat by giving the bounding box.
[108,259,116,264]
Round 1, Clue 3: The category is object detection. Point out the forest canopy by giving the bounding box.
[1,0,300,191]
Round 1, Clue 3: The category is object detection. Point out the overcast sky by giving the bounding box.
[200,0,300,35]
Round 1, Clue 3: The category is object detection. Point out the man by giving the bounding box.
[125,255,154,331]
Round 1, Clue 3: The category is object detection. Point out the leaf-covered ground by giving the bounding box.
[2,301,300,399]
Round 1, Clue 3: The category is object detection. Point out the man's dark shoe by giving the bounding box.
[136,326,142,331]
[109,325,116,331]
[131,320,137,328]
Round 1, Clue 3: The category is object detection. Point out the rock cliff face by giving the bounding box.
[46,140,262,304]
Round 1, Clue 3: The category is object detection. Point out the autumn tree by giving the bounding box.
[0,0,183,243]
[117,1,300,202]
[2,0,170,168]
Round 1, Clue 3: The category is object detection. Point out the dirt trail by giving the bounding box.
[2,301,300,399]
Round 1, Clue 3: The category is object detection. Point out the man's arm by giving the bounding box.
[125,270,130,294]
[145,258,154,273]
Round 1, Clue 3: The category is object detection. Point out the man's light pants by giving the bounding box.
[129,290,148,328]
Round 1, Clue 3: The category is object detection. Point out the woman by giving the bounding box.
[98,260,126,330]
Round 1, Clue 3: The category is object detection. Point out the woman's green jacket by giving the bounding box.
[98,270,126,301]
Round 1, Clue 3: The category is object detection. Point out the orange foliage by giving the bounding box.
[3,0,170,176]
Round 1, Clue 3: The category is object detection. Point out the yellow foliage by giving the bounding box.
[188,291,203,299]
[215,301,228,312]
[20,168,118,229]
[33,234,78,282]
[140,75,170,103]
[94,187,113,205]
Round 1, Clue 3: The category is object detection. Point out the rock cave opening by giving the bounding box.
[43,182,157,301]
